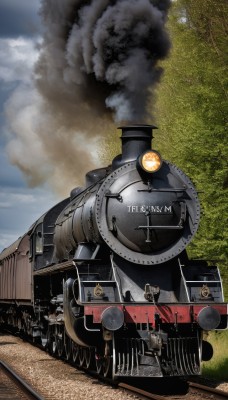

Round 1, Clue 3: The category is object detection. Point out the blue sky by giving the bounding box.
[0,0,57,252]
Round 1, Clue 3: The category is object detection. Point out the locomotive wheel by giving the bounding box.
[41,331,48,348]
[103,355,112,378]
[103,342,113,378]
[79,347,85,367]
[84,348,92,369]
[17,317,22,332]
[32,334,41,345]
[51,339,57,355]
[95,341,114,378]
[95,345,104,374]
[47,328,57,355]
[72,341,79,364]
[56,328,64,357]
[64,331,72,361]
[95,354,103,375]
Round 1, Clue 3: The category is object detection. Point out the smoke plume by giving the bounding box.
[5,0,171,195]
[36,0,171,123]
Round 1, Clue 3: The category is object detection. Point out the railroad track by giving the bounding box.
[1,333,227,400]
[188,381,228,400]
[0,360,44,400]
[119,381,228,400]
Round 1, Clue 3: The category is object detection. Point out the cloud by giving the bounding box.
[0,192,37,208]
[0,185,57,252]
[2,0,171,198]
[0,136,59,253]
[0,37,39,84]
[0,233,20,252]
[0,146,23,188]
[1,34,108,196]
[0,0,60,254]
[4,81,102,193]
[0,0,41,38]
[0,19,110,196]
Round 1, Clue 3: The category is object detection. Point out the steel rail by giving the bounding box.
[0,360,44,400]
[118,382,168,400]
[119,381,228,400]
[189,381,228,400]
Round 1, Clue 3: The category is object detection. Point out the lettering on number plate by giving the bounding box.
[127,205,172,214]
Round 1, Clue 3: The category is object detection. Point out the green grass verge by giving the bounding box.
[202,330,228,381]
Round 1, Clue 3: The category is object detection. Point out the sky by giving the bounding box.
[0,0,57,252]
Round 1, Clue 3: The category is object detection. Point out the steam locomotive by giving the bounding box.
[0,125,227,380]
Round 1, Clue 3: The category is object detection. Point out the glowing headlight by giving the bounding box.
[139,150,162,173]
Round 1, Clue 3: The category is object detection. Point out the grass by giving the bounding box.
[202,330,228,381]
[202,270,228,382]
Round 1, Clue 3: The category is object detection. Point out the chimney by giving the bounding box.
[112,125,157,170]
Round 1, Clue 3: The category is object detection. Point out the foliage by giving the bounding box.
[98,129,121,166]
[181,0,227,56]
[202,330,228,381]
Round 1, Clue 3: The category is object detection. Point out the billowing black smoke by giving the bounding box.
[37,0,171,123]
[5,0,171,196]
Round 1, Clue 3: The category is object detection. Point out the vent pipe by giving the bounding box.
[112,125,157,170]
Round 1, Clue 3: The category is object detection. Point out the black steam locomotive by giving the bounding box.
[0,125,227,380]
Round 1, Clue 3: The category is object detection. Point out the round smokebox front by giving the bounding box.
[95,163,193,265]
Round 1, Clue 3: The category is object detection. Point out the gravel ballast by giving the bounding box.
[0,333,227,398]
[0,333,139,400]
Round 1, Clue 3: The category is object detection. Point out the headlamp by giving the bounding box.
[139,150,162,173]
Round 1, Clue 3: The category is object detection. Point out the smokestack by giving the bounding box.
[112,125,157,170]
